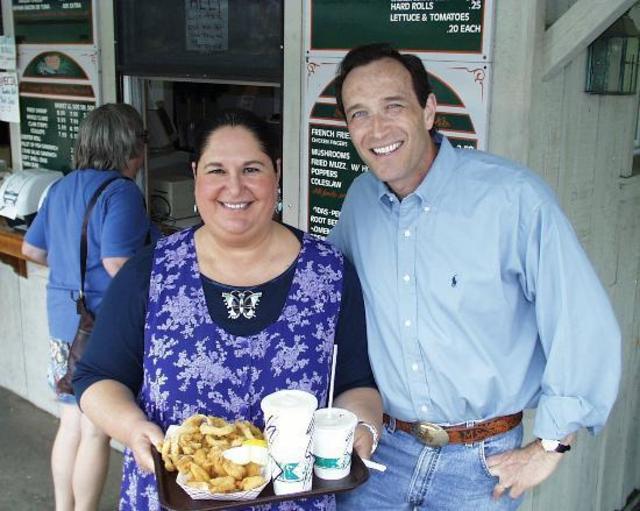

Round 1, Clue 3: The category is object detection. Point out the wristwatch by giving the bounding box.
[357,421,380,455]
[539,438,571,453]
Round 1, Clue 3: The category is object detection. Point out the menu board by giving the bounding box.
[18,47,100,172]
[299,0,495,236]
[308,0,493,61]
[20,96,94,170]
[308,124,364,237]
[12,0,93,44]
[303,60,489,236]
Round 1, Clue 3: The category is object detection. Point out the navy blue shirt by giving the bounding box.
[74,228,376,402]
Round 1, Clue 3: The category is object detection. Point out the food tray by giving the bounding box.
[153,449,369,511]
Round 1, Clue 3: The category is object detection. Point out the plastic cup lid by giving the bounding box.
[260,389,318,416]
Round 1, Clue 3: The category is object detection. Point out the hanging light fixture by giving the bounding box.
[586,14,640,95]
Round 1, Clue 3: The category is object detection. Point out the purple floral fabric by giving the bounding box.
[120,227,343,511]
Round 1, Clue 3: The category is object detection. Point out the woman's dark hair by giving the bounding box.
[73,103,144,171]
[192,108,281,171]
[334,43,433,118]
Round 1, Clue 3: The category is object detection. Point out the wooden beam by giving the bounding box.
[488,0,545,164]
[542,0,636,81]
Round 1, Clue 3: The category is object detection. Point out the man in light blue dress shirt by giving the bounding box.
[328,44,621,510]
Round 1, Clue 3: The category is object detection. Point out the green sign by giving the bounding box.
[12,0,93,44]
[311,0,486,54]
[308,124,366,237]
[20,96,95,172]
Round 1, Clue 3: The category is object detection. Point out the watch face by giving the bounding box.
[540,439,559,451]
[540,439,570,453]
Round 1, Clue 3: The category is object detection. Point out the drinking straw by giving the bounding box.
[327,344,338,409]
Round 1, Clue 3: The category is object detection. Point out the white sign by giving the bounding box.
[185,0,229,52]
[0,36,16,70]
[0,72,20,123]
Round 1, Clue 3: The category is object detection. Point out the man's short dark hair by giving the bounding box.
[334,43,433,118]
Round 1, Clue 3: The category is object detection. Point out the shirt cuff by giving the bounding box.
[533,395,597,439]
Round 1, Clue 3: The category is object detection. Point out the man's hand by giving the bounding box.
[486,440,565,499]
[126,419,165,473]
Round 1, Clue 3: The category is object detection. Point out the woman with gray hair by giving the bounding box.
[22,103,154,511]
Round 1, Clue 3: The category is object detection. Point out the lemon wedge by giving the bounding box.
[243,439,267,448]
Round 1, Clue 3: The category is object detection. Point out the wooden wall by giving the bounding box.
[489,1,640,509]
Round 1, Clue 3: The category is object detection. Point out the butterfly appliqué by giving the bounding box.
[221,290,263,320]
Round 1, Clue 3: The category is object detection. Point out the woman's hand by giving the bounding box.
[353,423,375,460]
[127,419,166,473]
[333,387,383,460]
[80,380,166,473]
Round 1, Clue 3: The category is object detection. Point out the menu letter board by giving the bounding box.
[308,124,366,237]
[20,96,94,170]
[309,0,493,60]
[12,0,93,44]
[300,1,495,235]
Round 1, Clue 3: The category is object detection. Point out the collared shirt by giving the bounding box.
[328,135,621,440]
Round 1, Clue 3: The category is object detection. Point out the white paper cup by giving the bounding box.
[312,408,358,480]
[260,390,318,495]
[269,435,315,495]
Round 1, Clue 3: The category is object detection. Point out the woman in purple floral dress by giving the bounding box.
[74,109,382,511]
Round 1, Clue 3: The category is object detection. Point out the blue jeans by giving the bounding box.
[337,420,524,511]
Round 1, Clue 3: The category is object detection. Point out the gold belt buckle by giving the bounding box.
[412,422,450,447]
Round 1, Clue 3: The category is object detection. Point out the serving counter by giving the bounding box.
[0,220,28,277]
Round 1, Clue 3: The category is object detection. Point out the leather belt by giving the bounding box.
[383,411,523,447]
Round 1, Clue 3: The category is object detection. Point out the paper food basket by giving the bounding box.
[164,424,270,501]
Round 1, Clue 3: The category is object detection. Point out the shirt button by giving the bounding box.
[411,363,419,372]
[404,229,411,237]
[403,274,410,282]
[404,319,411,327]
[421,405,428,413]
[424,206,431,213]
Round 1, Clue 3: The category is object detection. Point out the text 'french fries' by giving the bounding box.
[158,415,267,494]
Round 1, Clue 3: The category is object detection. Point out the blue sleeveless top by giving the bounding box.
[119,227,343,511]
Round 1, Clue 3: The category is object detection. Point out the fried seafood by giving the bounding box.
[158,414,267,494]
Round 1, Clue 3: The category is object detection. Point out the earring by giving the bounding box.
[275,188,283,214]
[193,202,198,215]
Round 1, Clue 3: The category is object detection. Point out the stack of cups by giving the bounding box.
[312,408,358,480]
[260,389,318,495]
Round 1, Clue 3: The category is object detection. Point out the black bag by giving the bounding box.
[55,177,121,396]
[56,296,95,395]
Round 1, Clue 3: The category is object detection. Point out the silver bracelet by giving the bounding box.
[357,420,380,455]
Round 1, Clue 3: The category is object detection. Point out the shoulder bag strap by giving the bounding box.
[78,176,122,307]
